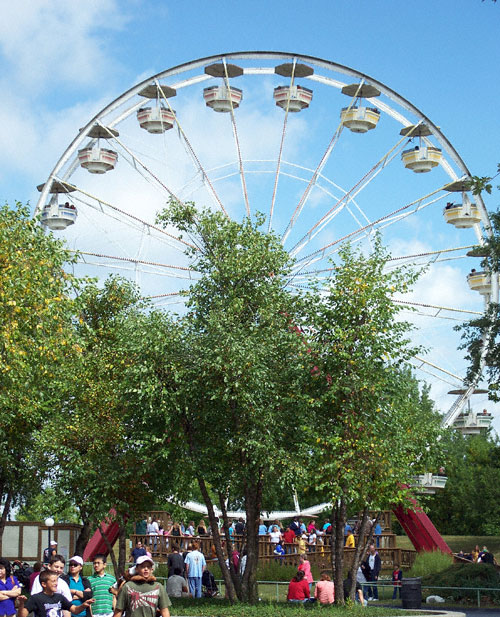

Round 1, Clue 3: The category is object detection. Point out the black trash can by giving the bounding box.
[401,577,422,609]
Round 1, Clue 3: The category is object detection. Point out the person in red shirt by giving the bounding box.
[282,526,296,554]
[392,565,402,599]
[287,570,310,603]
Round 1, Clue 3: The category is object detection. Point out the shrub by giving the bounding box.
[409,550,453,577]
[421,563,500,604]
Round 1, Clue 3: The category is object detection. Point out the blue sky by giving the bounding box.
[1,0,498,202]
[1,0,500,434]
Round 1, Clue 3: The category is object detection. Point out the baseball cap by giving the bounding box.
[50,540,58,546]
[136,555,154,567]
[69,556,83,566]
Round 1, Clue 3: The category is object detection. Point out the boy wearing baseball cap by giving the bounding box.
[114,556,170,617]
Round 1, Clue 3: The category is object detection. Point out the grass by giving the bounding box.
[168,597,405,617]
[408,550,454,578]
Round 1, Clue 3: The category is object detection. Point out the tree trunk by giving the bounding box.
[348,506,370,602]
[118,525,127,575]
[332,497,346,605]
[98,524,119,577]
[198,478,238,603]
[74,518,92,557]
[241,473,263,604]
[217,491,242,600]
[0,489,13,545]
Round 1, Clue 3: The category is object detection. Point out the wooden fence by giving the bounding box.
[130,534,415,570]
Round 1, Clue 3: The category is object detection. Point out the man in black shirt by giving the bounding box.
[167,544,184,578]
[234,518,245,535]
[129,541,147,563]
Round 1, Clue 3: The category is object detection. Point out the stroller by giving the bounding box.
[202,569,219,597]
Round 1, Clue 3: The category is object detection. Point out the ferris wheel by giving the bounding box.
[35,52,496,515]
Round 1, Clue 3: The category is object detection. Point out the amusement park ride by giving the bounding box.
[32,52,495,560]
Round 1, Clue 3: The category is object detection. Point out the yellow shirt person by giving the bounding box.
[345,531,355,548]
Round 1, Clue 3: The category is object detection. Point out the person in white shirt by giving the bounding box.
[268,525,282,545]
[31,555,72,601]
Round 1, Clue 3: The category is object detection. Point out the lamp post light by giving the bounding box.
[45,517,54,562]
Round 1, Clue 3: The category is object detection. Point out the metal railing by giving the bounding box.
[209,580,500,608]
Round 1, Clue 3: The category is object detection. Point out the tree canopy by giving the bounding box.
[0,202,80,537]
[3,199,453,602]
[301,240,444,600]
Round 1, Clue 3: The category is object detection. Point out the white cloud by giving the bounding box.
[0,0,128,89]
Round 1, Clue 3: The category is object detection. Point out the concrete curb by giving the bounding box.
[382,608,466,617]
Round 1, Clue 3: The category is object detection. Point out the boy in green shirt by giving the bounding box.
[89,554,116,617]
[114,556,170,617]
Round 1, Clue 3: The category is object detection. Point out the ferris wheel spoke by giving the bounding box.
[413,356,463,382]
[387,245,476,264]
[281,82,376,243]
[76,251,198,275]
[154,80,230,219]
[291,184,450,274]
[268,59,298,232]
[221,58,251,218]
[399,310,466,323]
[59,181,197,250]
[281,116,346,244]
[408,360,462,388]
[75,258,196,281]
[95,121,185,206]
[288,133,410,257]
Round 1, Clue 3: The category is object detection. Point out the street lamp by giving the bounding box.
[45,517,54,562]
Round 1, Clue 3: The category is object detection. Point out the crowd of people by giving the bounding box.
[0,552,172,617]
[4,512,495,615]
[137,514,386,555]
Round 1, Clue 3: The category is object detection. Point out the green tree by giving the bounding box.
[428,431,500,535]
[458,168,500,395]
[303,240,444,603]
[135,202,309,603]
[38,277,164,570]
[449,169,500,536]
[0,202,79,541]
[16,488,81,524]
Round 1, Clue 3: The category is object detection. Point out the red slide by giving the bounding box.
[83,509,121,562]
[393,498,451,554]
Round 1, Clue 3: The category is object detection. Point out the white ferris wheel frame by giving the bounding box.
[35,51,496,519]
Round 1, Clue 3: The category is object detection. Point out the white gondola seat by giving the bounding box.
[453,411,493,435]
[78,147,118,174]
[273,85,313,112]
[203,85,243,112]
[401,145,442,173]
[411,473,447,494]
[340,106,380,133]
[467,270,492,296]
[137,107,176,134]
[41,202,77,230]
[443,202,481,228]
